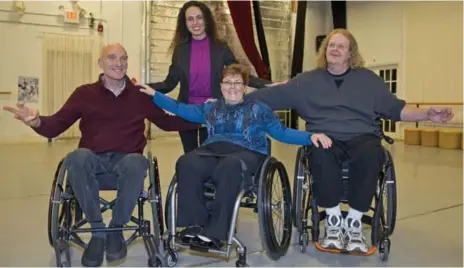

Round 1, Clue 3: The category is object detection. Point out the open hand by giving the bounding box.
[2,102,40,127]
[136,84,156,96]
[311,133,332,149]
[427,107,454,123]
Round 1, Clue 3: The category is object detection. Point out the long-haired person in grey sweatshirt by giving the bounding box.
[246,28,454,253]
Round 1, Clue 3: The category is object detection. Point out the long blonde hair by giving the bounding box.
[316,29,365,69]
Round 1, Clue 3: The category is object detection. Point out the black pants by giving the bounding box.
[175,142,266,240]
[65,148,148,234]
[179,127,208,153]
[308,134,385,212]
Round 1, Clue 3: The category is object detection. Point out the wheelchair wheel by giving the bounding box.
[292,147,310,231]
[48,160,68,247]
[383,150,397,236]
[164,175,178,236]
[257,157,292,261]
[148,152,164,249]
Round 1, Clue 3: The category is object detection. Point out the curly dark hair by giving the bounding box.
[169,1,223,53]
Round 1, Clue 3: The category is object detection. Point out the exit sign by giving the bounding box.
[63,10,79,24]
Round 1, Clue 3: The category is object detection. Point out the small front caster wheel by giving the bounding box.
[299,232,309,253]
[167,251,178,267]
[379,239,391,262]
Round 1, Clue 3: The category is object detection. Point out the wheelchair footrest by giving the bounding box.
[313,242,377,256]
[189,243,210,253]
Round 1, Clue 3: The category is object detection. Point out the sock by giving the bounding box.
[325,205,341,216]
[197,235,211,242]
[347,207,364,221]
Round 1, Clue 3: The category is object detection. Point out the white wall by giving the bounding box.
[402,1,463,102]
[0,1,143,143]
[347,2,403,68]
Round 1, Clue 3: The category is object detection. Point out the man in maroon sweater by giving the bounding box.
[3,43,195,267]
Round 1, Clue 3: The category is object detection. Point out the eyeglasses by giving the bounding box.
[222,81,244,87]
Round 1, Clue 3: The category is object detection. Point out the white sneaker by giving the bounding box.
[321,214,344,250]
[344,217,368,252]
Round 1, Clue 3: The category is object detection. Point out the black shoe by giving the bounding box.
[106,231,127,263]
[82,236,105,267]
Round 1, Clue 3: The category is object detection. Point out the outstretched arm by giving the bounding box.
[257,102,311,145]
[371,74,454,123]
[258,103,332,148]
[145,103,199,132]
[245,73,302,111]
[153,92,206,124]
[267,120,312,145]
[3,88,82,138]
[139,84,206,124]
[399,106,454,122]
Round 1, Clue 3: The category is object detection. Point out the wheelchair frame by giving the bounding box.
[163,155,293,267]
[47,151,168,267]
[292,137,398,261]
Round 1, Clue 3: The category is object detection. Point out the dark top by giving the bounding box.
[246,67,407,141]
[148,39,271,104]
[33,74,196,154]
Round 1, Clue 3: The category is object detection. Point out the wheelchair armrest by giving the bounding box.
[375,114,395,145]
[383,135,394,145]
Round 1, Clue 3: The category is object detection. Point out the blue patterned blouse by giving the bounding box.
[153,92,312,155]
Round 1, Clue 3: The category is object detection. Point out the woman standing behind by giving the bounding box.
[148,1,270,153]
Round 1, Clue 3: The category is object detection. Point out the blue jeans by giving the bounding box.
[65,148,148,236]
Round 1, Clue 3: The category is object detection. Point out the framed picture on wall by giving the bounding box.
[17,76,39,103]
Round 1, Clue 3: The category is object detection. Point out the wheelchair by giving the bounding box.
[162,142,293,267]
[47,151,168,267]
[292,134,397,262]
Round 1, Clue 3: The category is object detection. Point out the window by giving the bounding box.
[376,67,398,133]
[42,34,101,140]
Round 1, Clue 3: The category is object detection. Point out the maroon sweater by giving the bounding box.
[33,75,196,154]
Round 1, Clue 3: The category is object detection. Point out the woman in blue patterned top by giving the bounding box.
[138,64,332,250]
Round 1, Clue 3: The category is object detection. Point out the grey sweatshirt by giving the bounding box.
[246,68,406,141]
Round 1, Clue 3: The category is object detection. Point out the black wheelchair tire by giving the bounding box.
[47,160,65,247]
[47,177,59,247]
[385,150,397,236]
[257,157,293,260]
[148,152,164,251]
[292,147,309,230]
[164,175,178,234]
